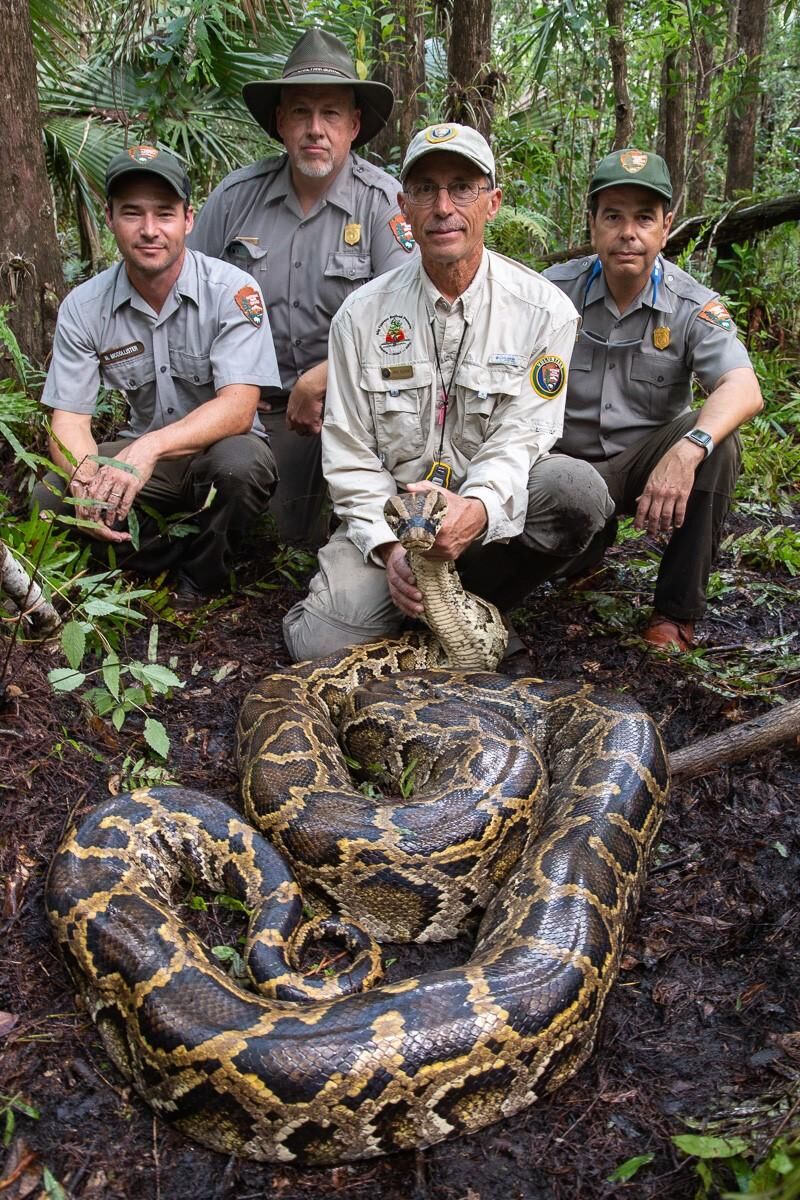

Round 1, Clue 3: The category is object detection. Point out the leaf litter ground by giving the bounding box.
[1,519,798,1200]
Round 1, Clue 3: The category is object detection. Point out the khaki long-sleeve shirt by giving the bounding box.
[322,249,580,560]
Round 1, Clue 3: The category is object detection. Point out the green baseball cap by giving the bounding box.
[105,145,191,203]
[589,148,672,205]
[400,123,496,187]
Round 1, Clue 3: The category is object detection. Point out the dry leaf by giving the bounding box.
[0,1011,20,1038]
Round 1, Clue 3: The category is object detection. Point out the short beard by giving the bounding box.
[295,155,334,180]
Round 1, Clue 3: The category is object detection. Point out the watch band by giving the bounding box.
[683,428,714,458]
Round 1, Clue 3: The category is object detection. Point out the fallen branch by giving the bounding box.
[668,696,800,780]
[0,539,61,637]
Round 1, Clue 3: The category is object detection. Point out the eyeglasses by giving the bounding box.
[403,181,493,207]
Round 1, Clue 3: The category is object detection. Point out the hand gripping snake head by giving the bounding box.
[384,490,448,552]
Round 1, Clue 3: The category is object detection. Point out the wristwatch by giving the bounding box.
[683,428,714,458]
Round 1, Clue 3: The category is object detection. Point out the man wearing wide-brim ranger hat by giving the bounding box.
[191,29,418,547]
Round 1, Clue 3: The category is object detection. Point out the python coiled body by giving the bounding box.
[47,493,669,1165]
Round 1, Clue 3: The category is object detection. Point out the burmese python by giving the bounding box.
[47,491,669,1165]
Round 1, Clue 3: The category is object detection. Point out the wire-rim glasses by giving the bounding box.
[403,181,493,207]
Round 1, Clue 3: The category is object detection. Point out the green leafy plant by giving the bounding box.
[1,1092,40,1147]
[672,1130,800,1199]
[722,525,800,577]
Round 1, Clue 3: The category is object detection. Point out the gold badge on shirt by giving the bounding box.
[344,223,361,246]
[653,326,671,350]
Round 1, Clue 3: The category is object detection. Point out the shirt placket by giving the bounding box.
[152,317,180,425]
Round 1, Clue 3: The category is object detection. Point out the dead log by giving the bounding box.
[668,696,800,781]
[0,538,61,637]
[537,192,800,265]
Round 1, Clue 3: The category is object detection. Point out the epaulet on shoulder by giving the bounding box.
[350,153,401,198]
[661,258,715,305]
[218,155,285,190]
[542,256,595,282]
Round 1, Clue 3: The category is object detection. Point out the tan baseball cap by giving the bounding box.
[400,123,496,187]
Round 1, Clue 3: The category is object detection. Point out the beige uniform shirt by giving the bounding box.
[323,249,580,560]
[41,250,280,438]
[543,254,753,460]
[189,152,417,400]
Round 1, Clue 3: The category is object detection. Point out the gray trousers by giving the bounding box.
[33,434,277,593]
[566,410,741,621]
[260,406,330,549]
[283,454,613,663]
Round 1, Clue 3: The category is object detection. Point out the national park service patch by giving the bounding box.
[697,298,733,331]
[235,284,264,327]
[128,145,160,163]
[530,354,566,398]
[619,149,649,174]
[389,214,415,252]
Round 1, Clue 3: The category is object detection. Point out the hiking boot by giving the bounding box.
[642,614,695,652]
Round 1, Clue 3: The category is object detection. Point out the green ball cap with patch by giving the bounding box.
[105,145,191,203]
[589,148,673,205]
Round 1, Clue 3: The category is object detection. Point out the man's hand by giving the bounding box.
[286,361,328,436]
[83,440,155,534]
[378,542,425,618]
[406,480,488,561]
[635,439,705,535]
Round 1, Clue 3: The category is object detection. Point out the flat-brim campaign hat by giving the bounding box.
[242,29,394,147]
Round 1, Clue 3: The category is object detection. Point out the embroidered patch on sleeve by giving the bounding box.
[234,285,265,327]
[389,214,416,252]
[530,354,566,398]
[697,298,734,331]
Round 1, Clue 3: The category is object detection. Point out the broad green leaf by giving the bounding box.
[60,620,86,670]
[215,894,250,914]
[42,1166,68,1200]
[607,1153,655,1182]
[143,717,170,758]
[188,895,208,911]
[102,651,120,699]
[48,667,86,692]
[673,1134,749,1159]
[129,663,183,692]
[212,945,235,961]
[111,706,126,731]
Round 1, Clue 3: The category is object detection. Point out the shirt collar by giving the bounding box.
[111,250,199,316]
[584,253,674,316]
[420,248,490,322]
[266,152,357,217]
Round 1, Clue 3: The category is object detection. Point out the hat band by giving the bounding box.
[282,64,353,80]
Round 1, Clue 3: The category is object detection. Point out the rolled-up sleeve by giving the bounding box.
[461,313,578,542]
[322,310,400,560]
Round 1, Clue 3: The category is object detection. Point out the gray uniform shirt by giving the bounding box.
[542,254,753,460]
[41,249,281,438]
[188,152,418,398]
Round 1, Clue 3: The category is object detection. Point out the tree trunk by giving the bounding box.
[686,26,715,213]
[669,697,800,781]
[724,0,770,197]
[0,0,65,378]
[370,0,426,164]
[606,0,633,149]
[445,0,497,139]
[658,47,688,217]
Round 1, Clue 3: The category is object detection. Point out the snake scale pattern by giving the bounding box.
[47,492,669,1165]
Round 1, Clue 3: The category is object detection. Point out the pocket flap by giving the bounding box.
[455,360,527,399]
[226,239,268,265]
[325,251,372,281]
[630,355,687,386]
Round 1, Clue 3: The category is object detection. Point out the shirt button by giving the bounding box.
[294,338,302,346]
[167,407,174,414]
[160,365,167,373]
[294,261,301,268]
[128,379,135,388]
[657,375,664,382]
[193,375,200,382]
[292,300,300,308]
[609,363,616,370]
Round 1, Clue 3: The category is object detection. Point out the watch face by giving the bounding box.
[689,430,712,447]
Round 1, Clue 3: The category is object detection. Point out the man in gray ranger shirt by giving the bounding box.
[543,148,762,651]
[36,146,280,606]
[189,29,418,546]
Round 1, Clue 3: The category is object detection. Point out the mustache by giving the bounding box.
[424,221,466,234]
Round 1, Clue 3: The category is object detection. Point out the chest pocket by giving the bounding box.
[361,363,432,470]
[225,239,268,280]
[100,352,155,395]
[629,354,691,420]
[169,350,214,388]
[570,339,595,372]
[452,362,527,455]
[319,251,373,319]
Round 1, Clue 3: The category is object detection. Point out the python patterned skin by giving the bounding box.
[46,493,669,1165]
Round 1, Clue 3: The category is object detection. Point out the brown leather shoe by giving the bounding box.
[642,614,695,652]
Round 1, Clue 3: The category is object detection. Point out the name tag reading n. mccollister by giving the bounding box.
[380,365,415,380]
[99,341,146,366]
